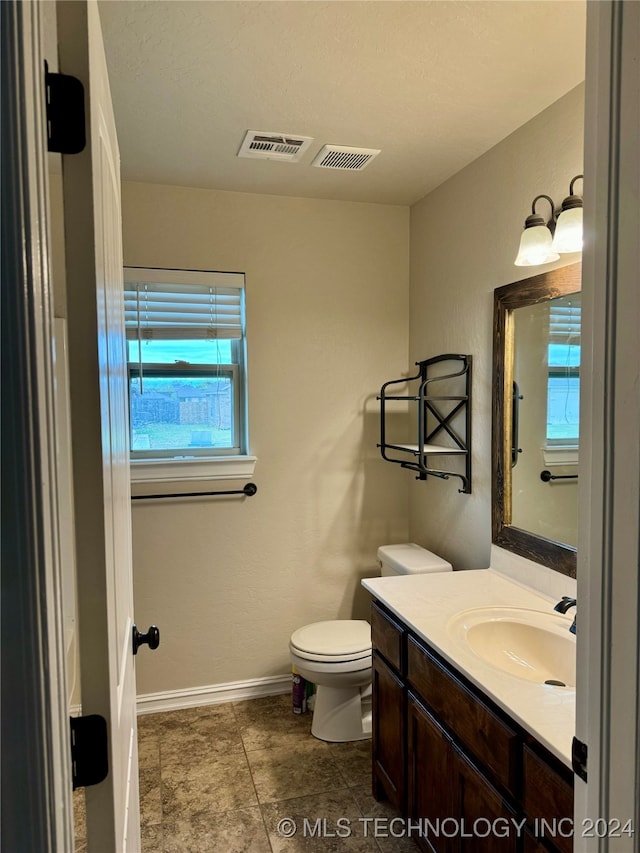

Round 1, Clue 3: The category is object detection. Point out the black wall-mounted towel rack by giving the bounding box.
[377,354,472,493]
[132,482,257,501]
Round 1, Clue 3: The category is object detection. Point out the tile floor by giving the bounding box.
[73,693,415,852]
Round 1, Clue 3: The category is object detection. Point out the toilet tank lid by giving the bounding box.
[377,543,452,574]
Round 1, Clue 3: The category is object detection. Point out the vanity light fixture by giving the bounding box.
[551,175,584,254]
[514,175,584,266]
[514,195,559,267]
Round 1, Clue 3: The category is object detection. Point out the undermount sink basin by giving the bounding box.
[448,607,576,687]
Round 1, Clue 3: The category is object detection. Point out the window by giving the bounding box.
[546,296,580,446]
[124,268,249,471]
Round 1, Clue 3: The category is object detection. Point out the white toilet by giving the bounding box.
[289,543,452,742]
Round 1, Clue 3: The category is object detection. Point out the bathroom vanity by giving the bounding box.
[362,261,582,851]
[363,569,576,853]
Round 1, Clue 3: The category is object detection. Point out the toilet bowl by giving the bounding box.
[290,543,452,742]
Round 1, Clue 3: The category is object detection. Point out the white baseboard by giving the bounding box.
[136,674,291,716]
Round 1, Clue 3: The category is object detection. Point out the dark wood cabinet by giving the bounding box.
[371,599,574,853]
[407,694,455,853]
[407,635,519,797]
[407,692,517,853]
[522,747,573,853]
[372,651,406,809]
[454,747,518,853]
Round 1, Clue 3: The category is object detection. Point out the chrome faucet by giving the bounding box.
[554,596,577,635]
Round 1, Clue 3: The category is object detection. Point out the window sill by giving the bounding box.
[543,446,579,467]
[130,455,257,485]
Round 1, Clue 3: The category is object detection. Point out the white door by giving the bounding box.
[57,1,142,850]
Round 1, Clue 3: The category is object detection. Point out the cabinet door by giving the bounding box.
[372,651,405,809]
[522,746,573,853]
[454,747,518,853]
[407,694,455,853]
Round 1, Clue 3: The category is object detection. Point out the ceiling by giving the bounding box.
[98,1,586,206]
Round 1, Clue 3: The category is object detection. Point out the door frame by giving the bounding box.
[1,0,74,849]
[576,1,640,848]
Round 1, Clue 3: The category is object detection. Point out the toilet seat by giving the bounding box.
[290,620,371,663]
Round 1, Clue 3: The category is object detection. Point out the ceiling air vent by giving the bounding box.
[237,130,314,162]
[311,145,381,171]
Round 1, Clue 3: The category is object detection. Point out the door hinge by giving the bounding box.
[44,61,86,154]
[572,736,588,783]
[70,715,109,790]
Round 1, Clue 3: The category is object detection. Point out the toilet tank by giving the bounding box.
[377,543,452,576]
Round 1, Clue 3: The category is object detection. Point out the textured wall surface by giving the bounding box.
[122,182,410,694]
[408,84,584,569]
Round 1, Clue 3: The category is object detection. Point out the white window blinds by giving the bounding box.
[124,268,245,341]
[549,300,581,343]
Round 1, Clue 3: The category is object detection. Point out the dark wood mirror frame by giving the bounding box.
[492,262,581,579]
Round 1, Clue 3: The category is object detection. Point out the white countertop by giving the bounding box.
[362,568,576,768]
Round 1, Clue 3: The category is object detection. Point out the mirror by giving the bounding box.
[492,263,581,577]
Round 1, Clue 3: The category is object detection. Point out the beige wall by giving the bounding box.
[122,183,410,694]
[408,84,584,569]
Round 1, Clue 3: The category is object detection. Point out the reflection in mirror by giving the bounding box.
[492,263,581,577]
[511,293,580,547]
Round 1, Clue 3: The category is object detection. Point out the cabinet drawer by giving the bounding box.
[523,746,573,853]
[371,601,404,672]
[407,635,519,795]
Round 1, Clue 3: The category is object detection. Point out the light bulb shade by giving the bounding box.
[551,207,583,253]
[514,224,560,266]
